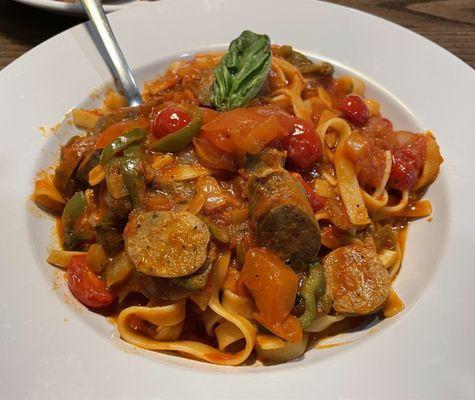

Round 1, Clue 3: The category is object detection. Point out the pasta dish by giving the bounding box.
[33,31,443,365]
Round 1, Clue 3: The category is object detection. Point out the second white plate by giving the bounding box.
[12,0,149,16]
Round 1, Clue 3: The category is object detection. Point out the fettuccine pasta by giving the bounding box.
[33,31,443,366]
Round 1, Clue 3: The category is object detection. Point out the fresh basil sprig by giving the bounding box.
[210,30,271,111]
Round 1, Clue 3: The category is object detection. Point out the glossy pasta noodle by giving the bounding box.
[34,31,443,365]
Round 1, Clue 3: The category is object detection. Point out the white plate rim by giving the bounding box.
[1,0,475,398]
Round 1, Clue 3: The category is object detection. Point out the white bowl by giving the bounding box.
[1,0,474,397]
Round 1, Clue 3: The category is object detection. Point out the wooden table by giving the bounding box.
[0,0,474,70]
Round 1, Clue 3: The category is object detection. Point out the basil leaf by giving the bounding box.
[210,30,271,111]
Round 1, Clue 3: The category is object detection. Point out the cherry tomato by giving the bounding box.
[291,172,326,212]
[152,106,191,139]
[282,118,323,169]
[388,136,426,190]
[67,255,116,308]
[337,94,369,126]
[201,107,322,167]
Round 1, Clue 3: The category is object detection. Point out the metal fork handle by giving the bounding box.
[80,0,142,106]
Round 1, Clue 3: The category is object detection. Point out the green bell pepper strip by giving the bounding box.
[123,143,141,158]
[121,144,144,209]
[99,128,147,165]
[298,262,326,329]
[197,214,230,244]
[62,191,87,250]
[152,108,202,153]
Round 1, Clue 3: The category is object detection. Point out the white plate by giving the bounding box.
[1,0,474,397]
[12,0,148,16]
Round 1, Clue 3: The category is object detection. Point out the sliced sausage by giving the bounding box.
[105,191,132,221]
[249,169,321,269]
[139,274,192,301]
[94,225,125,257]
[124,211,210,278]
[54,135,96,194]
[76,148,101,184]
[323,245,390,315]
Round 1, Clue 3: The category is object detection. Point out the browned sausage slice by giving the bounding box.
[249,169,321,269]
[323,244,390,315]
[124,211,210,278]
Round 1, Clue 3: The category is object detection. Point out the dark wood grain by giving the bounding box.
[0,0,473,70]
[327,0,475,67]
[0,0,85,69]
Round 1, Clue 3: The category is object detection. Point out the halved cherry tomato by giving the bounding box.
[283,118,323,169]
[95,118,149,149]
[240,248,302,343]
[67,255,116,308]
[337,94,369,126]
[152,106,191,139]
[291,172,326,212]
[388,136,426,190]
[201,107,322,167]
